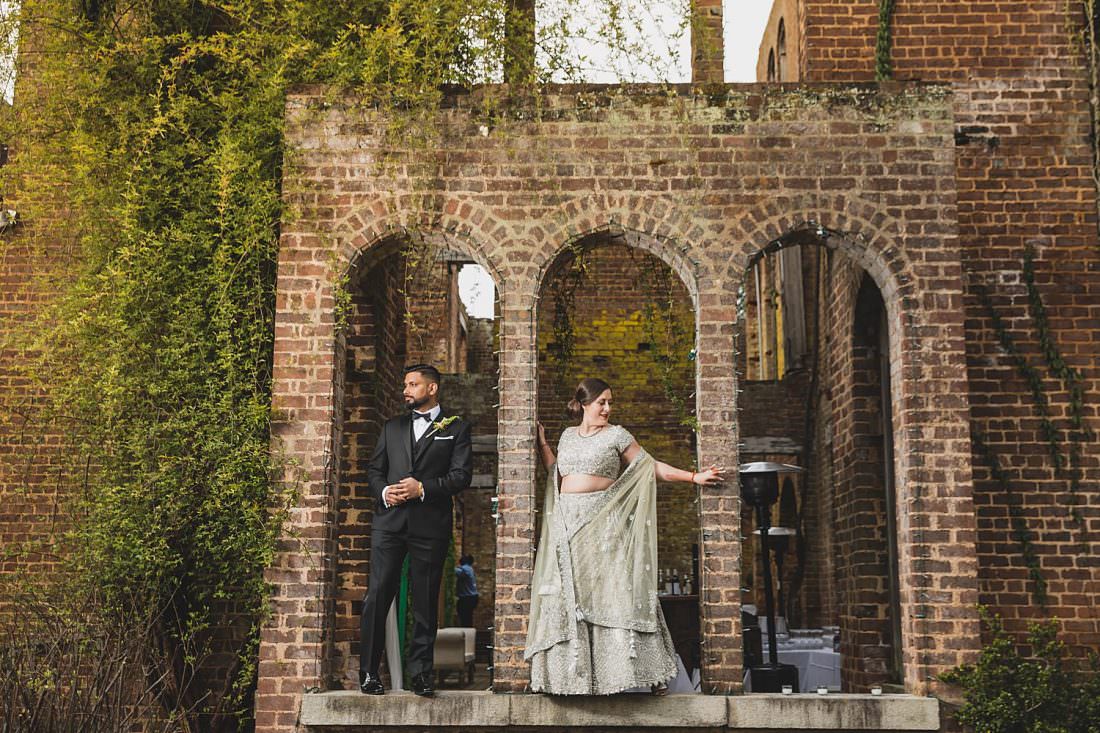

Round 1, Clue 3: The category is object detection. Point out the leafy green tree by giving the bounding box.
[0,0,689,727]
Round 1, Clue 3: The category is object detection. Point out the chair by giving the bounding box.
[433,627,476,686]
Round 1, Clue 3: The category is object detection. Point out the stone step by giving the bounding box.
[299,690,941,730]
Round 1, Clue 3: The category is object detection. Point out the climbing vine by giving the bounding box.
[969,245,1096,600]
[1022,245,1093,522]
[970,429,1048,605]
[975,281,1064,470]
[874,0,897,81]
[0,0,692,726]
[546,240,593,389]
[632,247,697,432]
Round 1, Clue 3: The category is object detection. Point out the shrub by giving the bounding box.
[940,609,1100,733]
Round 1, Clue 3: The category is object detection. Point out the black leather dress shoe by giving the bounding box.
[410,672,435,697]
[359,672,384,695]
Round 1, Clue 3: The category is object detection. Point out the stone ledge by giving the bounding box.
[300,691,940,730]
[514,694,728,727]
[300,691,510,727]
[728,694,940,730]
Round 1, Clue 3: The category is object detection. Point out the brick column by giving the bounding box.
[691,0,725,83]
[491,273,540,691]
[696,291,743,693]
[255,246,342,732]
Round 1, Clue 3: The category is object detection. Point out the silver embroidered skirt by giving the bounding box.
[528,491,678,695]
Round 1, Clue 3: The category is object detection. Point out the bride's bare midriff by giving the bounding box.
[559,473,615,494]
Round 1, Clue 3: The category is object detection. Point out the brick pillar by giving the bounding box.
[491,276,539,691]
[691,0,724,83]
[696,295,743,693]
[255,254,342,732]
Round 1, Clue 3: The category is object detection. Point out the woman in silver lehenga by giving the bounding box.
[525,378,724,695]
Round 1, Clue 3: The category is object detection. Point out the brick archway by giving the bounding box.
[258,211,507,721]
[730,199,981,695]
[524,221,744,695]
[333,197,509,289]
[536,194,714,303]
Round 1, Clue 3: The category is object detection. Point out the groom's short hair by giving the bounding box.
[404,363,441,384]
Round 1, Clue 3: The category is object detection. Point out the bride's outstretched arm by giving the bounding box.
[623,439,724,485]
[656,461,725,486]
[536,422,556,470]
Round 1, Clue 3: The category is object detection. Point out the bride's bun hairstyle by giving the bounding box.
[566,377,612,419]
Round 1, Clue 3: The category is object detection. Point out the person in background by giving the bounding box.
[455,554,479,628]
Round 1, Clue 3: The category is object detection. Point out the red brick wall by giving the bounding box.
[800,0,1100,657]
[0,223,71,598]
[466,317,497,376]
[260,80,980,729]
[0,8,84,604]
[824,264,899,692]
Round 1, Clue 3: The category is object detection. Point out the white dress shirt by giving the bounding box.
[383,405,440,507]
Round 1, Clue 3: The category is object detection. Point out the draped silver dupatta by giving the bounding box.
[525,450,661,660]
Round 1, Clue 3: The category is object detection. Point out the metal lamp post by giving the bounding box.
[740,461,801,693]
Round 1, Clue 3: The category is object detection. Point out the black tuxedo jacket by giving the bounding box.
[366,408,473,539]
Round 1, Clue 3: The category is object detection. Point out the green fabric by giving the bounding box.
[525,451,660,660]
[398,556,410,653]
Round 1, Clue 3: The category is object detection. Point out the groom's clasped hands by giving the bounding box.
[383,476,424,505]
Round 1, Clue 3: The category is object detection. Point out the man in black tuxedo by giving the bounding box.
[360,364,473,697]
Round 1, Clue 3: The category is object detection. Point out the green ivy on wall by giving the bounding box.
[969,246,1095,603]
[0,0,693,725]
[875,0,897,81]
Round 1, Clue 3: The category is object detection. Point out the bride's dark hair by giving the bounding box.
[566,378,612,419]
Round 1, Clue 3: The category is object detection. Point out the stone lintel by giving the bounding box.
[299,691,940,730]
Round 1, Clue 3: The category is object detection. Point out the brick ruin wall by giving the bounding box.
[257,78,986,729]
[1,2,1097,729]
[0,222,70,600]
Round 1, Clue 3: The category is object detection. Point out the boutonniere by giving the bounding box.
[431,415,459,432]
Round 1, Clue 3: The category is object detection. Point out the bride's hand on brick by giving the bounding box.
[693,465,725,486]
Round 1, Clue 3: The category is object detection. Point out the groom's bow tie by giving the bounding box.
[412,412,433,422]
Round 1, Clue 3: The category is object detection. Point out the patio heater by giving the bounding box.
[740,461,801,693]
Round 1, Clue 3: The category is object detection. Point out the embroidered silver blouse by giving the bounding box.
[556,425,635,479]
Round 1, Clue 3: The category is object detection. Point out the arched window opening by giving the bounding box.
[737,232,902,693]
[334,239,499,692]
[535,232,702,689]
[776,18,786,81]
[767,48,776,82]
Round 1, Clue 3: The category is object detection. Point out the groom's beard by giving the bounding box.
[405,395,429,410]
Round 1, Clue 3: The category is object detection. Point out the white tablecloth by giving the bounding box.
[743,648,841,692]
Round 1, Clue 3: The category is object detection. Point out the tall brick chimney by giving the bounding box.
[691,0,725,83]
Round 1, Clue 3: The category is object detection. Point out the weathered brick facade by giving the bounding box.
[753,0,1100,660]
[257,77,983,729]
[1,1,1097,731]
